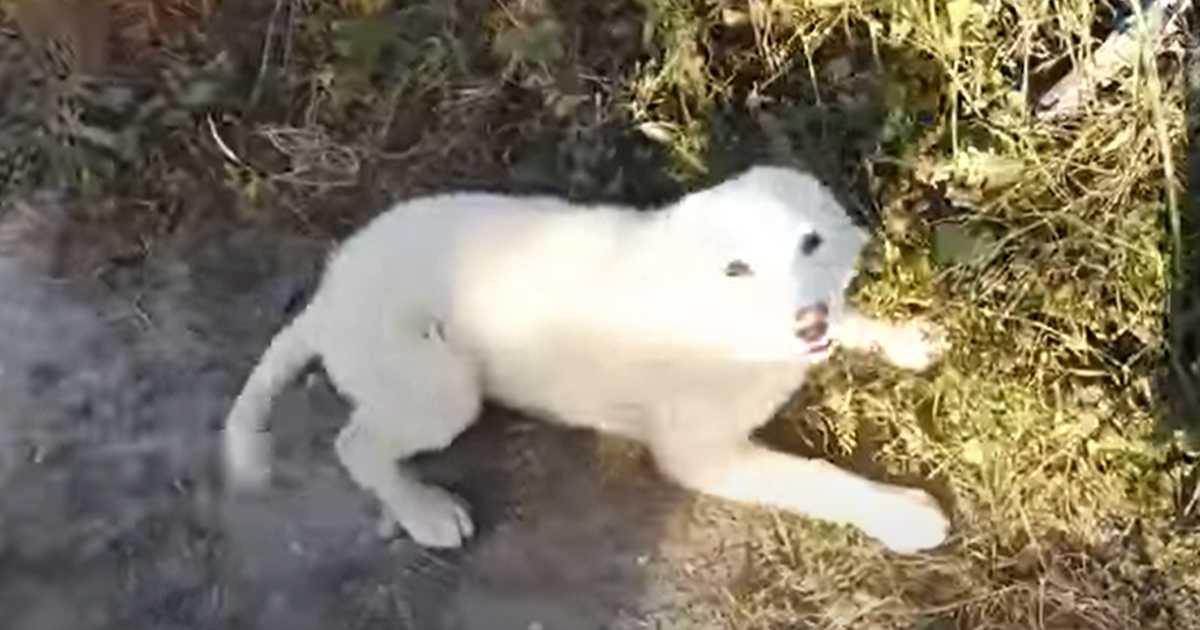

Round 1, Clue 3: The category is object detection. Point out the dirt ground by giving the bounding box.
[0,193,772,629]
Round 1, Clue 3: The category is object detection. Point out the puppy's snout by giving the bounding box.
[795,302,829,342]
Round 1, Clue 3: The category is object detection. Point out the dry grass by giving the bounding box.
[5,0,1198,627]
[632,1,1199,628]
[566,0,1199,627]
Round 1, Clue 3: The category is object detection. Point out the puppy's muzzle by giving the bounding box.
[795,302,830,354]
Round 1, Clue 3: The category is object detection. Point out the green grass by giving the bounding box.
[7,0,1197,626]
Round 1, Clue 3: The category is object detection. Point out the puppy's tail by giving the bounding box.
[222,306,317,490]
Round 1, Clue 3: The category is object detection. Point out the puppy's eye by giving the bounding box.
[724,260,753,277]
[800,232,823,256]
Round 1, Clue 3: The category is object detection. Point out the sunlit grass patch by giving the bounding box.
[621,0,1197,627]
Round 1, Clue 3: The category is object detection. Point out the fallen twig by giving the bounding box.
[206,114,244,164]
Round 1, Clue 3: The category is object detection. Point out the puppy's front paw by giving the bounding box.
[392,485,475,548]
[878,319,949,371]
[859,486,950,554]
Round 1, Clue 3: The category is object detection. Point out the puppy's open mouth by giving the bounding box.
[795,303,831,356]
[804,338,832,355]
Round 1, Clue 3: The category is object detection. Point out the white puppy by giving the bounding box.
[222,166,951,553]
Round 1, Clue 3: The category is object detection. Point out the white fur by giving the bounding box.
[222,166,951,553]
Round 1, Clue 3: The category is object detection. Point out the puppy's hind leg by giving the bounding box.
[331,326,482,548]
[335,418,476,548]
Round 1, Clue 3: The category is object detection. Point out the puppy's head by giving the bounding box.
[671,166,868,360]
